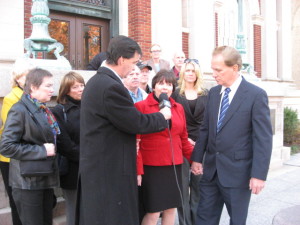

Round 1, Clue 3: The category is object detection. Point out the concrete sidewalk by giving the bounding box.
[158,153,300,225]
[220,153,300,225]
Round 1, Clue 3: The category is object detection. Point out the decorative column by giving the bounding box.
[261,0,278,80]
[189,0,215,72]
[277,0,292,81]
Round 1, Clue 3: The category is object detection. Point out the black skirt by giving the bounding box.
[141,164,183,213]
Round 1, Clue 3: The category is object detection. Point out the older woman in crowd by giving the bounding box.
[135,69,193,225]
[172,59,208,225]
[52,72,85,225]
[0,68,59,225]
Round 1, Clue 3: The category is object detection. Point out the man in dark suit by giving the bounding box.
[77,35,171,225]
[191,46,273,225]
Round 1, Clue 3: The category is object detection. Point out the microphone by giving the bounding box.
[159,93,171,128]
[159,93,171,109]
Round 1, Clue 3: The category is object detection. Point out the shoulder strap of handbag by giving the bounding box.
[57,104,67,122]
[20,99,48,142]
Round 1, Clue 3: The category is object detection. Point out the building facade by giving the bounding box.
[0,0,299,224]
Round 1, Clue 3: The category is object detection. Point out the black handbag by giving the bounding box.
[20,157,55,177]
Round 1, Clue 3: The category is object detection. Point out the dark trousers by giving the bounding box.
[12,188,54,225]
[0,161,22,225]
[195,173,251,225]
[178,158,201,225]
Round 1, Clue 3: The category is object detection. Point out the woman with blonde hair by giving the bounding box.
[172,59,208,225]
[51,71,85,225]
[0,59,34,225]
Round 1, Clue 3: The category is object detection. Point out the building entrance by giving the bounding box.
[46,12,109,70]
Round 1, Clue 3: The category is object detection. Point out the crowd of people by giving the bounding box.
[0,35,273,225]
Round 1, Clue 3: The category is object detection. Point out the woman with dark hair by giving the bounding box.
[0,68,59,225]
[172,59,208,225]
[51,71,85,225]
[135,69,193,225]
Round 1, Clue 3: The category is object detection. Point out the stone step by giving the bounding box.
[53,196,66,217]
[269,158,283,171]
[53,215,67,225]
[0,207,13,225]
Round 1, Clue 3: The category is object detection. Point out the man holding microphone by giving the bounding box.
[77,35,171,225]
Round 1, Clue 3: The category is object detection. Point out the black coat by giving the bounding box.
[0,94,59,190]
[172,89,208,141]
[77,67,167,225]
[51,97,80,189]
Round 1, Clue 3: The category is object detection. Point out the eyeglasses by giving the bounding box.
[151,50,161,53]
[184,58,199,65]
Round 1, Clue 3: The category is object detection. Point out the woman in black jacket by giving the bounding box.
[51,72,85,225]
[172,59,208,225]
[0,68,59,225]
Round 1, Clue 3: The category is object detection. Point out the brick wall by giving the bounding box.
[253,24,261,78]
[128,0,152,60]
[253,1,262,78]
[24,0,32,39]
[182,32,189,58]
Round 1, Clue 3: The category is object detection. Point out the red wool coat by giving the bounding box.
[135,93,193,175]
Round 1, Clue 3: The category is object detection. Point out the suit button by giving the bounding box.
[216,152,219,155]
[118,201,122,205]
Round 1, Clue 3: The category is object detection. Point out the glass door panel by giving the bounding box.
[47,19,70,60]
[83,24,102,70]
[48,12,109,70]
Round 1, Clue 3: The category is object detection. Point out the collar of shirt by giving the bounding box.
[173,66,180,78]
[102,64,123,83]
[128,88,144,103]
[219,75,242,104]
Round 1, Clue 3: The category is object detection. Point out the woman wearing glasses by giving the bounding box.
[172,59,208,225]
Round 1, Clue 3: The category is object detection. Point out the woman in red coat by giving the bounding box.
[135,70,193,225]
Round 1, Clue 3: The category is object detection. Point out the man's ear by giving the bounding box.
[117,56,124,66]
[233,64,239,72]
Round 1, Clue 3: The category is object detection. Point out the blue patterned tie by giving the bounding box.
[217,88,231,133]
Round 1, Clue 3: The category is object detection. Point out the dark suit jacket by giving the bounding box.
[77,67,167,225]
[191,78,273,188]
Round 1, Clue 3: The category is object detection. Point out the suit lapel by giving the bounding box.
[217,79,249,132]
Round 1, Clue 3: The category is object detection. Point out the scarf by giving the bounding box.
[26,94,61,136]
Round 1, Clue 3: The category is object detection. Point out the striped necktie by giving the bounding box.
[217,88,231,133]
